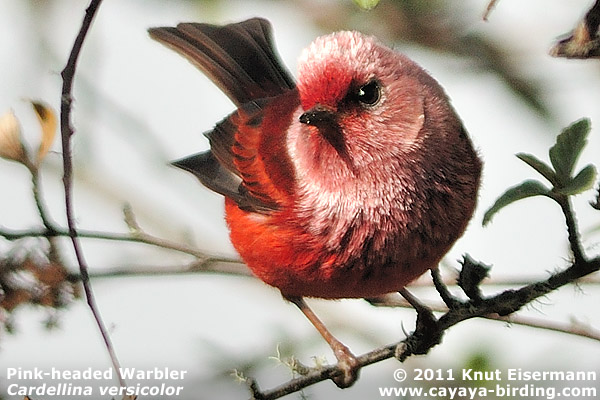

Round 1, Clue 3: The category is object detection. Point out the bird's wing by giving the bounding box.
[173,93,299,214]
[151,18,298,213]
[148,18,295,106]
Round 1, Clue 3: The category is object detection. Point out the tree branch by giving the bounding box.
[369,293,600,342]
[248,255,599,399]
[482,0,500,21]
[0,225,242,265]
[59,0,126,388]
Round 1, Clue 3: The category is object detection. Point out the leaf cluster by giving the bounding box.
[483,119,598,226]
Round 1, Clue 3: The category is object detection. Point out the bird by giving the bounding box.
[149,18,481,387]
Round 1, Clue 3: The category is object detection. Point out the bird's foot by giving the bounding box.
[331,342,360,388]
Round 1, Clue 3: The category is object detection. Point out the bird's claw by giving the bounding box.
[331,344,360,388]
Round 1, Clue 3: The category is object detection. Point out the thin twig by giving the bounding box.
[554,194,587,264]
[26,162,64,265]
[59,0,125,388]
[490,313,600,342]
[410,271,600,286]
[29,166,58,233]
[0,225,242,264]
[369,293,600,342]
[398,287,430,314]
[84,261,250,280]
[483,0,500,21]
[430,267,461,308]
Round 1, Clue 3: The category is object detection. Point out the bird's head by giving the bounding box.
[295,31,433,172]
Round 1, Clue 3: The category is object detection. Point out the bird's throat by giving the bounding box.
[315,123,356,173]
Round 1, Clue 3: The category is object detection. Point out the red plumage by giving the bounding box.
[149,18,481,298]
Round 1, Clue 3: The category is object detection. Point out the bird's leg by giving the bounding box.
[285,295,360,388]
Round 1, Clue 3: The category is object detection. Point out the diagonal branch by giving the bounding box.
[59,0,125,388]
[248,255,600,400]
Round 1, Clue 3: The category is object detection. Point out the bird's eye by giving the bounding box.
[356,80,381,107]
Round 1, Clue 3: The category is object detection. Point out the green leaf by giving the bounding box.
[482,180,551,226]
[555,164,597,196]
[353,0,380,10]
[549,118,591,183]
[516,153,557,185]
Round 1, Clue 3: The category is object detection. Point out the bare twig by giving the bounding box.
[412,269,600,286]
[29,167,58,233]
[491,313,600,342]
[0,225,242,264]
[369,293,600,342]
[25,161,64,266]
[430,267,461,308]
[398,287,431,315]
[59,0,125,388]
[483,0,500,21]
[83,260,250,280]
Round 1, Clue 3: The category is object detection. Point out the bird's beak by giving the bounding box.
[299,105,336,126]
[299,105,354,170]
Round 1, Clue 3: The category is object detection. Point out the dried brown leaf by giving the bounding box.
[0,109,28,164]
[31,100,57,164]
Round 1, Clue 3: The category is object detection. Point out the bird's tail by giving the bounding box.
[149,18,295,106]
